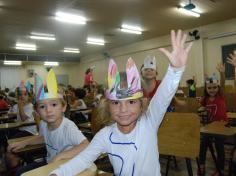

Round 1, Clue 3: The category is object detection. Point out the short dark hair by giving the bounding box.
[75,88,86,99]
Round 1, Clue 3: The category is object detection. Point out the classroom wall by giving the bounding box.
[75,18,236,87]
[0,64,80,90]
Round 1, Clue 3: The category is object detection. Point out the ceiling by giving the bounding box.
[0,0,236,63]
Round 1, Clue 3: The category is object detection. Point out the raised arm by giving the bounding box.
[216,63,225,95]
[147,30,193,129]
[227,50,236,67]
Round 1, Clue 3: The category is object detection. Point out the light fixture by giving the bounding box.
[178,7,200,17]
[177,1,201,18]
[86,38,105,45]
[63,48,80,53]
[30,32,56,41]
[44,61,59,66]
[55,11,86,24]
[121,24,142,34]
[15,43,36,50]
[4,60,22,65]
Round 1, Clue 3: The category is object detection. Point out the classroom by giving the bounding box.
[0,1,236,176]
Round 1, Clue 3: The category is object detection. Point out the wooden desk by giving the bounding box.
[8,136,45,154]
[78,122,91,129]
[22,160,97,176]
[200,121,236,137]
[0,121,36,131]
[0,114,16,123]
[227,112,236,119]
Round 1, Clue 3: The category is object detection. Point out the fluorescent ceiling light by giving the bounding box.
[121,28,142,34]
[4,60,22,65]
[178,6,200,18]
[15,43,37,50]
[87,38,105,45]
[121,24,142,34]
[55,11,86,24]
[63,48,80,53]
[44,61,59,66]
[30,35,55,41]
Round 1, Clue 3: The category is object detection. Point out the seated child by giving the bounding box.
[49,30,193,176]
[6,69,89,176]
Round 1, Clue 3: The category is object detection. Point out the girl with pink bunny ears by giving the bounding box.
[49,30,192,176]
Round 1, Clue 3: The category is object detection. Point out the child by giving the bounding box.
[227,50,236,67]
[7,82,38,138]
[49,30,192,176]
[70,88,87,110]
[6,70,89,176]
[198,63,227,176]
[140,55,161,100]
[0,91,9,110]
[186,76,196,97]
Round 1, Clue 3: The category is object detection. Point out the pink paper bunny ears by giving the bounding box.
[106,58,143,100]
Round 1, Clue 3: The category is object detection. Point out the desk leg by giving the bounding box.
[165,155,171,176]
[185,158,193,176]
[208,142,222,176]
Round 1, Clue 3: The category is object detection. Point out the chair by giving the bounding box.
[158,112,200,176]
[175,97,199,113]
[225,93,236,112]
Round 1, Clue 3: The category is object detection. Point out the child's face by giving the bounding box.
[36,98,66,124]
[18,91,29,103]
[141,68,157,80]
[206,83,219,97]
[109,99,142,132]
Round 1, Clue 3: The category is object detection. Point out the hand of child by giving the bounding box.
[227,51,236,67]
[216,63,225,73]
[7,141,26,153]
[159,30,193,68]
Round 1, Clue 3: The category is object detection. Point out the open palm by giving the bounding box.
[227,51,236,67]
[159,30,193,68]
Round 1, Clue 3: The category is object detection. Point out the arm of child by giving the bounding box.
[49,129,107,176]
[147,30,192,129]
[227,50,236,67]
[50,139,89,163]
[216,63,225,95]
[7,135,44,153]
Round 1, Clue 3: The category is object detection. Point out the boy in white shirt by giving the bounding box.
[7,69,89,176]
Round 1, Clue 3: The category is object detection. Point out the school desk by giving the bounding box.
[227,112,236,119]
[0,114,16,123]
[200,121,236,175]
[0,121,36,131]
[21,160,97,176]
[8,135,46,154]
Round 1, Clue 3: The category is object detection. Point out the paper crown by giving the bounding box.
[106,58,143,100]
[205,73,219,84]
[18,81,31,93]
[142,55,156,70]
[34,69,63,102]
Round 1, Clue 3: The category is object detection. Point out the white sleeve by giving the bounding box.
[146,65,184,130]
[24,104,34,121]
[49,128,107,176]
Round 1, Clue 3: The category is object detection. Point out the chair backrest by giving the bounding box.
[225,93,236,112]
[175,97,199,113]
[158,112,200,159]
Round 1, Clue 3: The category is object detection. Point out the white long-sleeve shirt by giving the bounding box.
[50,66,184,176]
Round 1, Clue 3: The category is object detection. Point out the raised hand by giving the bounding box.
[159,30,193,68]
[216,63,225,73]
[227,50,236,67]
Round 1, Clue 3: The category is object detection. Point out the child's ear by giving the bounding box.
[62,103,67,113]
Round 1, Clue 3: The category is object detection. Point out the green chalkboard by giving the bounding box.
[222,43,236,80]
